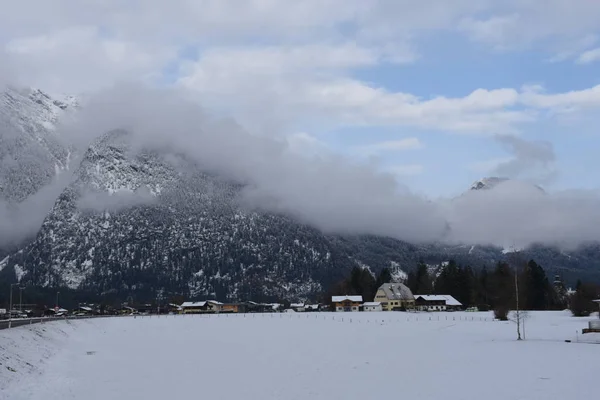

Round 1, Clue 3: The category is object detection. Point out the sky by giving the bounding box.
[1,1,599,197]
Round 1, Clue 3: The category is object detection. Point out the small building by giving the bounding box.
[374,283,415,311]
[181,300,224,314]
[120,305,137,315]
[304,304,320,312]
[290,303,305,312]
[167,303,183,314]
[362,302,382,312]
[55,308,68,317]
[332,295,363,312]
[413,295,462,311]
[222,303,242,313]
[75,306,95,315]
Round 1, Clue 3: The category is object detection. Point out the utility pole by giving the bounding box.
[56,291,60,310]
[19,287,24,312]
[8,283,18,328]
[510,243,522,341]
[515,268,522,340]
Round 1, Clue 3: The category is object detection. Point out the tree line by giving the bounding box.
[326,259,600,318]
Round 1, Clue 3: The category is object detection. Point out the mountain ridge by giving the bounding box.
[1,86,599,302]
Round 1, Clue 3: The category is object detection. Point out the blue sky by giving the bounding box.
[1,1,600,197]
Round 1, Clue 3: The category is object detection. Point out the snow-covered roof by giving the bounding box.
[593,299,600,303]
[290,303,305,308]
[304,304,319,310]
[332,295,363,303]
[79,306,93,311]
[363,302,381,306]
[414,294,462,306]
[378,283,414,300]
[181,301,205,307]
[181,300,223,308]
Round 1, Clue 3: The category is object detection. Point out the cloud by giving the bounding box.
[54,83,449,243]
[2,82,600,252]
[458,1,600,59]
[384,164,425,177]
[77,187,157,212]
[468,157,513,174]
[0,173,73,249]
[576,47,600,64]
[444,180,600,249]
[49,84,600,250]
[492,134,557,184]
[4,26,175,93]
[356,138,423,156]
[285,132,329,156]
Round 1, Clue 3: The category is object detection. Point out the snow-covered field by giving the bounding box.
[1,311,599,400]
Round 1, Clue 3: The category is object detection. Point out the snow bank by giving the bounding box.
[0,319,88,398]
[1,312,599,400]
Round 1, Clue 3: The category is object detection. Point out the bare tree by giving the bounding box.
[509,246,527,340]
[509,310,530,340]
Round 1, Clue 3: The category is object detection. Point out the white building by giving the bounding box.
[413,295,462,311]
[362,302,382,312]
[290,303,305,312]
[181,300,224,314]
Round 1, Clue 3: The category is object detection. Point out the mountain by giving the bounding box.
[470,176,545,193]
[2,129,448,301]
[1,88,599,304]
[469,177,509,191]
[0,87,76,203]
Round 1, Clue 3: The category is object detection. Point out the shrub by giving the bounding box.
[494,306,510,321]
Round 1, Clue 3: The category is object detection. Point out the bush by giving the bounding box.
[494,306,510,321]
[570,281,599,317]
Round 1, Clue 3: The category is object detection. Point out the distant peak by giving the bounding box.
[470,177,509,191]
[469,177,545,193]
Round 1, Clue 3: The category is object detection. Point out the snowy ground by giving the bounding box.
[1,311,599,400]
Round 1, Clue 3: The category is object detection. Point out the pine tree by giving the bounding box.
[490,262,514,320]
[522,260,550,310]
[376,268,393,288]
[570,280,599,317]
[406,262,432,294]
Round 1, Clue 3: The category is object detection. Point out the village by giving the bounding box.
[3,281,600,338]
[1,282,467,319]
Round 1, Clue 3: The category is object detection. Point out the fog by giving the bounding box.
[2,82,600,251]
[77,187,157,212]
[0,172,73,249]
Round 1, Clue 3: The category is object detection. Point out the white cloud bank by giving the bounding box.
[41,84,600,250]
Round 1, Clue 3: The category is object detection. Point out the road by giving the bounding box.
[0,315,104,330]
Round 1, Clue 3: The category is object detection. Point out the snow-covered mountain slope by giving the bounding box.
[0,86,76,202]
[2,91,600,300]
[6,131,343,300]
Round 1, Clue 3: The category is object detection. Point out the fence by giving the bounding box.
[158,311,494,325]
[0,311,496,331]
[0,315,111,331]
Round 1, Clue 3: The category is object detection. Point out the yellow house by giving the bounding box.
[374,283,415,311]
